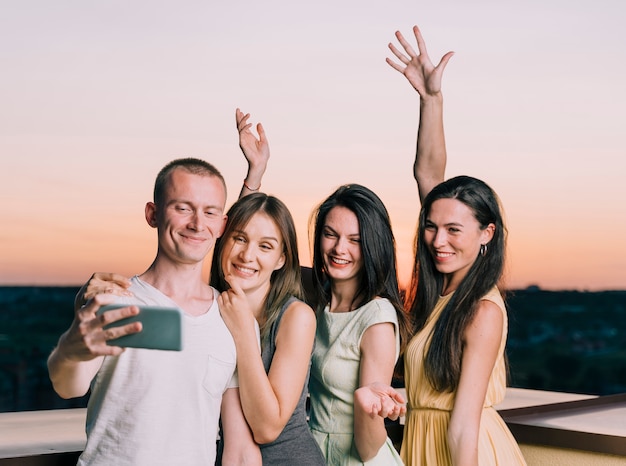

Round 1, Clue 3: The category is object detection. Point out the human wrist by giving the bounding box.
[420,92,443,107]
[243,168,265,192]
[243,178,261,192]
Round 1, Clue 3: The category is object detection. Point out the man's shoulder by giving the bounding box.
[125,277,178,307]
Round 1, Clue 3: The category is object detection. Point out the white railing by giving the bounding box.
[1,388,625,466]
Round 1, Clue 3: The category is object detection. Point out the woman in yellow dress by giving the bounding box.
[386,26,527,466]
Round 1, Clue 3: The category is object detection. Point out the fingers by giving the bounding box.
[98,311,142,341]
[385,56,404,73]
[388,25,438,68]
[76,273,132,309]
[386,407,400,422]
[223,274,244,297]
[236,108,251,132]
[395,29,418,59]
[91,272,132,290]
[94,304,142,347]
[357,383,407,420]
[217,282,255,338]
[95,303,140,326]
[436,51,455,72]
[235,107,245,125]
[256,123,267,142]
[238,122,252,134]
[217,279,238,311]
[84,282,131,301]
[386,27,422,74]
[412,25,428,57]
[409,25,454,74]
[87,300,141,335]
[388,386,406,404]
[378,393,406,420]
[78,293,118,318]
[70,300,142,358]
[387,42,410,66]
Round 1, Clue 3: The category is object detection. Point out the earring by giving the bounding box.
[480,244,487,256]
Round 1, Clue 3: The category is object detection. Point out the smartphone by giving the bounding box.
[97,304,184,351]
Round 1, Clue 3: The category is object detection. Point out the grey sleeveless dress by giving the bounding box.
[258,296,326,465]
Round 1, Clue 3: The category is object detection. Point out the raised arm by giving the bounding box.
[387,25,454,203]
[236,108,270,199]
[47,293,141,398]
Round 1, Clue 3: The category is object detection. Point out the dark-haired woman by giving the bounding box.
[307,183,411,465]
[387,26,526,465]
[233,109,411,464]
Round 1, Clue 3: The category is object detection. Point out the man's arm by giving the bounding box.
[387,25,454,203]
[220,387,262,465]
[47,293,141,398]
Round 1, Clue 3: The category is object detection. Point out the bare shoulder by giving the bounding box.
[278,299,316,336]
[275,300,316,356]
[283,299,316,321]
[465,299,503,343]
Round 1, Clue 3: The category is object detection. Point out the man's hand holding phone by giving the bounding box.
[97,304,183,351]
[57,294,142,361]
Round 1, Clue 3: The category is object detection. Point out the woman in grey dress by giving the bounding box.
[212,191,325,465]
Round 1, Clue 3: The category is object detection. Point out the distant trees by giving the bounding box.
[506,289,626,396]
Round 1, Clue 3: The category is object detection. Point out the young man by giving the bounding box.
[47,158,261,465]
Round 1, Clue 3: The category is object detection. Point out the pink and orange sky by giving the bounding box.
[1,1,625,290]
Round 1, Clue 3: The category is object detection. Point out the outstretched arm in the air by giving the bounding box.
[236,108,270,199]
[387,25,454,203]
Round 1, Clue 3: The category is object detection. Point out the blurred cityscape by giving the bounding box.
[1,285,625,412]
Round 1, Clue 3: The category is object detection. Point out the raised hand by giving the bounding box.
[48,293,143,398]
[236,108,269,197]
[386,25,454,98]
[387,25,450,201]
[65,294,142,359]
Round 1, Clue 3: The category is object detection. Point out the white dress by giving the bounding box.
[309,298,403,465]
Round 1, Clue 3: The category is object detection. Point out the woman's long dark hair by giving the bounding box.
[211,193,304,340]
[405,176,507,392]
[309,184,411,358]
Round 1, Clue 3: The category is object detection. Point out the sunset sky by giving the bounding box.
[1,1,625,290]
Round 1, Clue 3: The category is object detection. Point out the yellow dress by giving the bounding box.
[401,287,526,465]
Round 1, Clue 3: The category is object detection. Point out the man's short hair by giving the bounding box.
[153,157,227,206]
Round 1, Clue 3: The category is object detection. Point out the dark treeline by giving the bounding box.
[505,287,626,395]
[0,286,88,412]
[1,286,625,412]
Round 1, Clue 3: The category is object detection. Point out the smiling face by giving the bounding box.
[220,211,286,296]
[424,198,494,291]
[320,206,363,286]
[146,168,227,266]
